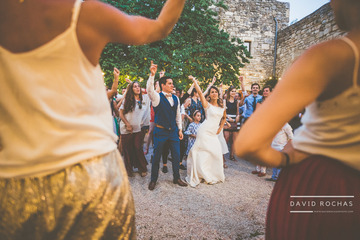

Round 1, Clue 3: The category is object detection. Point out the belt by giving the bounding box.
[155,124,172,130]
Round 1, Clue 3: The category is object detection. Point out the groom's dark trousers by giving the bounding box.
[151,126,180,182]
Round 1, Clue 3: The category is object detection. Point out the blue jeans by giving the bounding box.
[271,167,281,180]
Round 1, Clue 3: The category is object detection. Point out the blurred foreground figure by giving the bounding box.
[0,0,186,239]
[235,0,360,239]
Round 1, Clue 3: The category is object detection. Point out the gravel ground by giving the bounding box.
[128,148,275,240]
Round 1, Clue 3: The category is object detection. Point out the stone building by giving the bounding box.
[218,0,289,86]
[276,3,345,77]
[218,1,345,89]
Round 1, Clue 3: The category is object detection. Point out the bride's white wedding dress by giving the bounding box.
[185,104,225,187]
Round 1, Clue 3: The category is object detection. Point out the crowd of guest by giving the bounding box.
[106,64,301,183]
[2,0,358,238]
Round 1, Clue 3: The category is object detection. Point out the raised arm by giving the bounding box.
[155,81,161,93]
[218,83,223,99]
[107,67,120,99]
[187,83,195,95]
[84,0,186,45]
[125,78,133,84]
[239,76,245,92]
[146,61,160,106]
[238,76,245,105]
[188,75,208,109]
[78,0,186,65]
[203,75,217,96]
[117,97,124,109]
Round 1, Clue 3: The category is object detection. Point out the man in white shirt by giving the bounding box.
[267,123,294,181]
[146,61,188,190]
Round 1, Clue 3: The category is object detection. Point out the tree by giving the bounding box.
[100,0,250,90]
[260,76,279,91]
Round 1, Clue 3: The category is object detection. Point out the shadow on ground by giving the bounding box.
[128,146,274,240]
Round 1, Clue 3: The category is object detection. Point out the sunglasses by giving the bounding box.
[137,100,142,109]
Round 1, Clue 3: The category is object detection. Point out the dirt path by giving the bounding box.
[128,151,275,240]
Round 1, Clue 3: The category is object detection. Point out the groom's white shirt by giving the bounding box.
[146,75,182,131]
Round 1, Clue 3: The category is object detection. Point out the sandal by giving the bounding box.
[223,163,228,168]
[230,155,236,161]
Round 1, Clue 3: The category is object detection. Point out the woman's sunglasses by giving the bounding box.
[137,100,142,109]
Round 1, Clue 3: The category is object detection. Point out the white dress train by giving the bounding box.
[218,129,229,154]
[185,104,225,187]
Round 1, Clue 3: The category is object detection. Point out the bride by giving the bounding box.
[185,76,227,187]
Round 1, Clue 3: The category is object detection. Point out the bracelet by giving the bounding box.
[282,152,290,167]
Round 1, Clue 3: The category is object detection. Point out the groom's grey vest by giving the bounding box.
[153,92,178,131]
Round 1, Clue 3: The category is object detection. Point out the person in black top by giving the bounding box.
[223,86,240,161]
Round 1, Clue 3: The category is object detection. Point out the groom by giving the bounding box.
[146,61,188,190]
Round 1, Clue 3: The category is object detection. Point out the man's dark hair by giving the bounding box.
[159,76,171,91]
[251,83,260,89]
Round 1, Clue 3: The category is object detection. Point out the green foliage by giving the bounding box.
[100,0,250,90]
[260,76,279,90]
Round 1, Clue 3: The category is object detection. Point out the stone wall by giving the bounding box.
[217,1,346,88]
[276,3,345,77]
[218,0,289,87]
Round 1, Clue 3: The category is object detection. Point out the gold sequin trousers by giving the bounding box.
[0,150,136,240]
